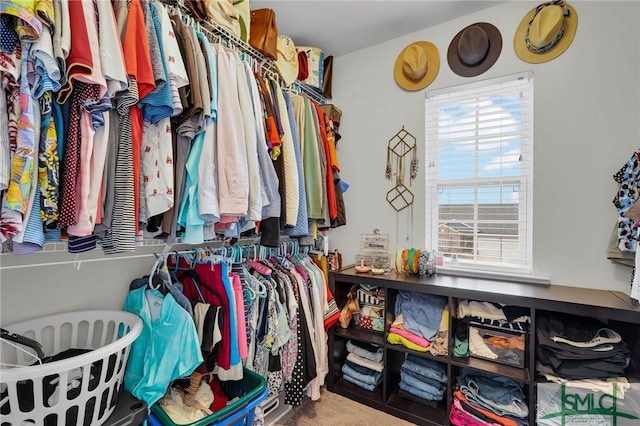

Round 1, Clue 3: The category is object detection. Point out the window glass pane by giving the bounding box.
[425,72,533,274]
[477,186,520,207]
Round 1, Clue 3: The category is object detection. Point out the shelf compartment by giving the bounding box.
[332,377,384,404]
[386,386,446,425]
[385,342,447,362]
[335,326,385,346]
[451,355,530,383]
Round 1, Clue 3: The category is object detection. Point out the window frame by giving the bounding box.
[424,72,534,276]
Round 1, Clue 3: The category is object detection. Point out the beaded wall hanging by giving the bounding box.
[385,126,418,211]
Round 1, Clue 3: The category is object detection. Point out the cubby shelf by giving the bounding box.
[385,342,446,362]
[386,388,446,425]
[334,326,385,346]
[331,378,384,404]
[327,266,640,426]
[450,355,530,383]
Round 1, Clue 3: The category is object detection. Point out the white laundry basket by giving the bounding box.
[0,310,143,426]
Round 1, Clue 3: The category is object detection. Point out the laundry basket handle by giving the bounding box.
[1,327,45,360]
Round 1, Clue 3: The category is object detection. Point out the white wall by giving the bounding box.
[1,1,638,326]
[328,1,640,292]
[1,246,160,324]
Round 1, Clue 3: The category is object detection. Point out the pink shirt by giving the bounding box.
[389,326,430,347]
[232,274,248,359]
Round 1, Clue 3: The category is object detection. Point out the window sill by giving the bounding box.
[437,266,551,286]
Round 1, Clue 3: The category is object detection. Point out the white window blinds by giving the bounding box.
[425,72,534,275]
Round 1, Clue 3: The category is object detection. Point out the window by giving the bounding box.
[425,72,533,275]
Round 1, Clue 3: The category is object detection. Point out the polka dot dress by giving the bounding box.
[284,308,305,406]
[59,81,100,228]
[0,15,19,54]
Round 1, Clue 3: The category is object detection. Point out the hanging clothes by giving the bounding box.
[123,285,203,409]
[612,150,640,301]
[271,80,299,228]
[0,0,345,257]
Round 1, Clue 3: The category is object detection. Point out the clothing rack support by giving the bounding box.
[157,0,328,105]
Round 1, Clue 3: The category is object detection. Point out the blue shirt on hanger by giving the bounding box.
[123,286,203,410]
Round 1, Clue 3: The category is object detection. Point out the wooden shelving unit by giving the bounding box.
[328,267,640,426]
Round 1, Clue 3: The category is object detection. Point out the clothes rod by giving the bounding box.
[0,253,157,271]
[0,246,243,270]
[0,237,294,270]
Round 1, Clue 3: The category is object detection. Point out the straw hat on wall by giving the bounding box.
[394,41,440,91]
[514,1,578,64]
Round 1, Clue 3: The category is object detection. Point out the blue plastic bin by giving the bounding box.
[149,368,267,426]
[210,386,267,426]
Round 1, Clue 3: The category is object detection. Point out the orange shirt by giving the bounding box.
[312,101,337,221]
[123,0,155,231]
[325,119,340,172]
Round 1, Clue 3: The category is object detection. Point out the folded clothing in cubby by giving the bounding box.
[341,340,384,391]
[398,355,447,404]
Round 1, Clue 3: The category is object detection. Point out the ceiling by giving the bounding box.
[250,1,506,57]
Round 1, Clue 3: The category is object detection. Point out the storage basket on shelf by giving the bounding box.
[0,310,143,426]
[149,368,267,426]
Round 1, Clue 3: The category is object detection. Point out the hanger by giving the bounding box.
[169,251,181,278]
[164,1,180,17]
[248,272,268,298]
[149,253,172,295]
[249,259,272,276]
[147,254,163,278]
[247,244,272,275]
[231,245,241,263]
[282,85,299,95]
[243,280,257,303]
[176,269,207,303]
[180,249,197,269]
[256,58,266,74]
[245,55,254,69]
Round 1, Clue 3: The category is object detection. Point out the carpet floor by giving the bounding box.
[272,388,416,426]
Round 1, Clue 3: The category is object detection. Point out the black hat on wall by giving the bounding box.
[447,22,502,77]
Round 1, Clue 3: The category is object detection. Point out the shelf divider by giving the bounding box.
[451,355,531,383]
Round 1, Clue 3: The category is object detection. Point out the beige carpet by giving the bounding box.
[273,388,415,426]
